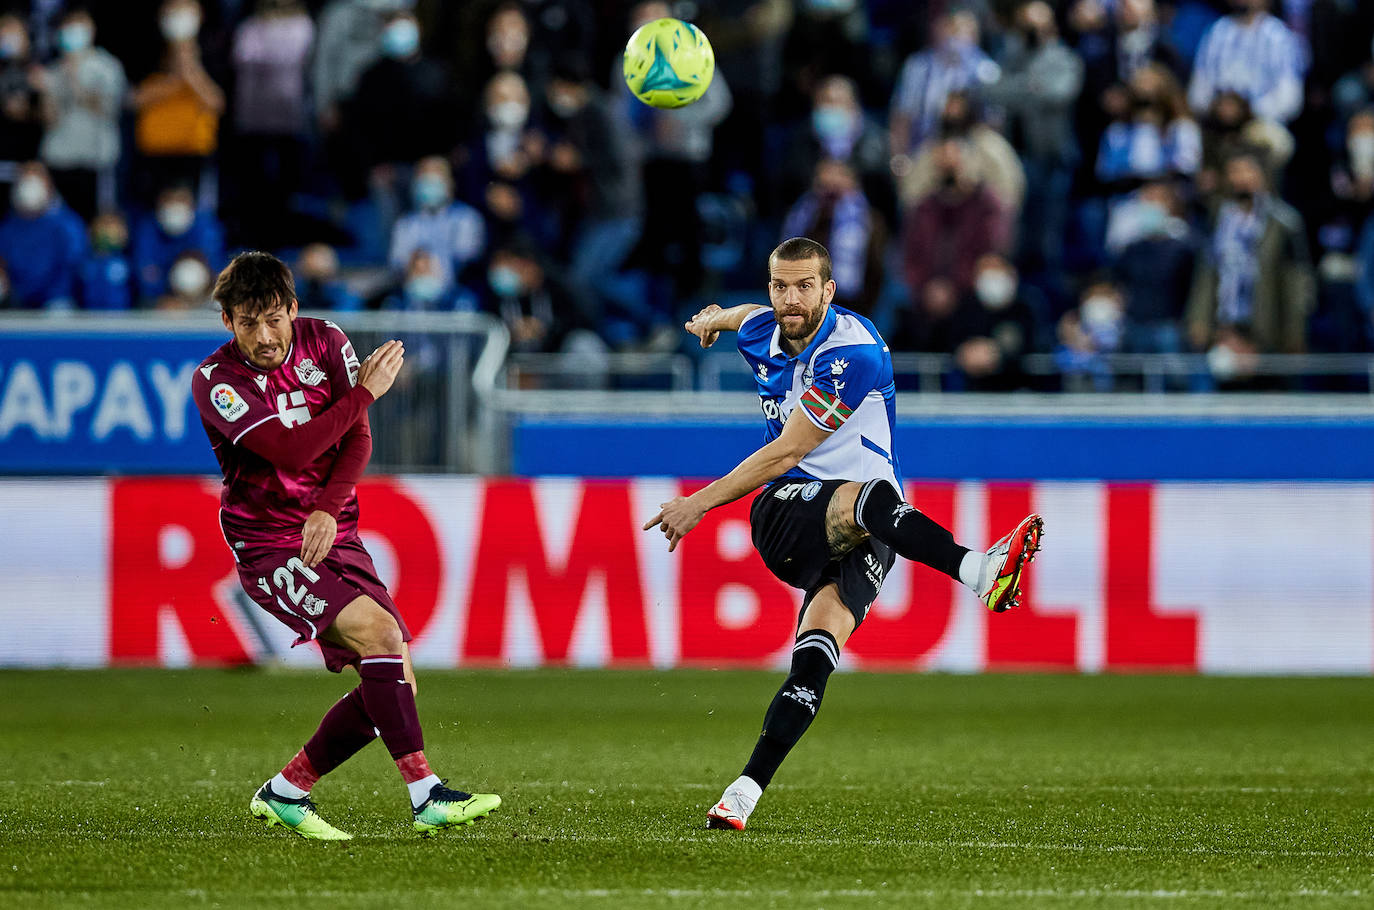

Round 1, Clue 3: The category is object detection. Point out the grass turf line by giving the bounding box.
[0,669,1372,909]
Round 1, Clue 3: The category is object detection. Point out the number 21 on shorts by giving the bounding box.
[257,557,329,617]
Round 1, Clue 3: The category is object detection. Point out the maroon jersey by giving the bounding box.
[193,317,368,552]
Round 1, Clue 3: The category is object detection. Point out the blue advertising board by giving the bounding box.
[0,330,222,472]
[512,416,1374,481]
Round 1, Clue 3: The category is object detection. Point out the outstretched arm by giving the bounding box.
[643,408,829,551]
[684,303,767,348]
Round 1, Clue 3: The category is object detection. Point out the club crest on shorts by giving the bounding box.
[301,593,328,616]
[801,481,823,501]
[294,358,326,386]
[210,383,249,422]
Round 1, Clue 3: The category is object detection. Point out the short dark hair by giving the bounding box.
[213,251,296,319]
[769,236,832,285]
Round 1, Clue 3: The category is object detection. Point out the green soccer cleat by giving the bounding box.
[249,782,352,841]
[412,780,501,836]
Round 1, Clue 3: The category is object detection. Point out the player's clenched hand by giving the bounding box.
[642,495,707,552]
[358,339,406,399]
[300,510,338,568]
[685,304,723,349]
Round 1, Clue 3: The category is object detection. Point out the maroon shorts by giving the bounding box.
[235,536,412,673]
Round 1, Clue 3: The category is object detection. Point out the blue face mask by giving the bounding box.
[412,175,448,209]
[812,106,854,141]
[381,19,419,58]
[405,274,444,303]
[489,264,522,297]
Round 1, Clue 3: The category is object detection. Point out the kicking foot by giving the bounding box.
[249,782,352,840]
[979,513,1044,613]
[412,781,501,836]
[706,779,759,830]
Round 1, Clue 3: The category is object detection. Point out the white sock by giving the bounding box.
[270,773,309,800]
[958,549,985,592]
[408,773,442,809]
[730,775,763,804]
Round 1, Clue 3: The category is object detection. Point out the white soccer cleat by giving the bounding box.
[706,778,759,830]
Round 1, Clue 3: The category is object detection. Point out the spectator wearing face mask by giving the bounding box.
[1188,0,1306,126]
[618,0,733,299]
[36,8,126,221]
[888,10,999,170]
[313,0,394,137]
[131,184,224,305]
[779,0,882,123]
[1197,90,1294,201]
[985,1,1084,280]
[131,0,224,204]
[389,155,486,292]
[899,90,1025,217]
[295,243,361,312]
[383,249,474,315]
[226,0,315,248]
[1095,62,1200,190]
[464,2,548,115]
[782,75,891,228]
[539,56,643,330]
[346,12,459,202]
[1186,148,1315,356]
[1313,108,1374,256]
[80,211,133,310]
[1055,278,1127,391]
[900,136,1011,307]
[0,162,86,309]
[457,71,551,249]
[155,251,213,311]
[1109,180,1195,354]
[0,15,45,201]
[945,253,1041,391]
[482,239,598,357]
[781,158,886,315]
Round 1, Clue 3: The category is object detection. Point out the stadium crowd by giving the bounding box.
[1,0,1372,390]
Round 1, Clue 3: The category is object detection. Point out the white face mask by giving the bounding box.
[1349,132,1374,179]
[168,258,210,296]
[488,100,529,130]
[975,270,1016,309]
[157,202,195,236]
[1081,295,1122,332]
[160,8,201,42]
[58,23,93,54]
[13,176,49,214]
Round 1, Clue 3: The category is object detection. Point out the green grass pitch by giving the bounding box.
[1,669,1372,909]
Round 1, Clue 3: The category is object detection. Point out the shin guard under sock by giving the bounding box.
[741,629,839,790]
[301,686,378,778]
[357,655,424,759]
[855,478,969,580]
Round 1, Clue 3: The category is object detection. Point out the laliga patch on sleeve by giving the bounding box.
[210,383,250,422]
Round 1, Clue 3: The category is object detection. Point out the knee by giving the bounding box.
[362,617,404,656]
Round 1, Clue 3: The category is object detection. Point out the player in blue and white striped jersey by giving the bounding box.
[643,237,1044,831]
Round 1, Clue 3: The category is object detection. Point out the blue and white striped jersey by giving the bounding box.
[736,303,902,489]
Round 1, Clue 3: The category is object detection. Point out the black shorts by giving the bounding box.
[749,478,895,629]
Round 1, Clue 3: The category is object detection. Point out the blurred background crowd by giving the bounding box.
[1,0,1373,391]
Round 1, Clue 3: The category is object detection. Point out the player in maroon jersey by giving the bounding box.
[192,251,499,839]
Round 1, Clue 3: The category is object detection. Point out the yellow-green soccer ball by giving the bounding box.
[622,17,714,109]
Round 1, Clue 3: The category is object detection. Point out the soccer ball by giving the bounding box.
[622,18,714,109]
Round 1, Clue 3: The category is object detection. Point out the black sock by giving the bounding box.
[741,629,839,790]
[855,479,969,580]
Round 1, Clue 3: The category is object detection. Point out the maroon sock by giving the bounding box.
[280,750,320,791]
[357,654,424,759]
[301,686,378,776]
